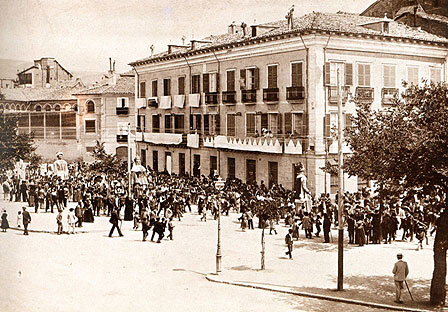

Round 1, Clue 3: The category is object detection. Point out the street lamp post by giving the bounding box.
[215,176,225,274]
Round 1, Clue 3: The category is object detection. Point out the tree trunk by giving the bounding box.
[261,228,265,270]
[430,209,448,305]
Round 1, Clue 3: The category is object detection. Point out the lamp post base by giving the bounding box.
[216,253,222,274]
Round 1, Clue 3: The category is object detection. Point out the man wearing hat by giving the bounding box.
[53,152,69,180]
[392,253,409,303]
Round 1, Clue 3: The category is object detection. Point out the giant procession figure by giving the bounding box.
[53,152,69,180]
[131,156,149,198]
[295,165,312,213]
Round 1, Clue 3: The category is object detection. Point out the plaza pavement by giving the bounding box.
[0,199,442,312]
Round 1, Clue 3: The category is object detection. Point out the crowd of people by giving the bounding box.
[0,155,440,253]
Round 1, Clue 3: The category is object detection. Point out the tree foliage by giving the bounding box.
[0,113,38,173]
[89,141,126,178]
[344,82,448,305]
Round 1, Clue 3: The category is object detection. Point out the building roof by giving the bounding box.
[17,66,37,76]
[394,4,448,25]
[0,87,77,102]
[130,12,448,67]
[72,76,134,95]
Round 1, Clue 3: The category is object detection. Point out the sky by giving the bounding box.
[0,0,376,73]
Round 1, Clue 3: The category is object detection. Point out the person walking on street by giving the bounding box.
[392,253,409,304]
[1,209,9,232]
[323,213,331,243]
[108,208,123,237]
[285,229,294,259]
[22,207,31,235]
[67,208,76,234]
[56,211,63,235]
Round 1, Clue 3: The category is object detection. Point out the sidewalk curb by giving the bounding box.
[206,275,430,312]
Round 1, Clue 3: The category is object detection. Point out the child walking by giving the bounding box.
[167,218,174,240]
[17,211,22,228]
[1,209,9,232]
[56,211,63,235]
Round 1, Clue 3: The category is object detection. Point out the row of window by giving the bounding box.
[139,62,442,98]
[0,103,75,112]
[138,112,351,139]
[84,98,129,114]
[138,63,304,98]
[325,62,442,88]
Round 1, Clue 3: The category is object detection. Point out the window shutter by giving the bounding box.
[345,63,353,86]
[240,69,246,90]
[227,71,235,91]
[203,73,210,93]
[216,73,220,92]
[254,67,260,90]
[324,114,331,137]
[303,113,308,135]
[324,62,331,86]
[344,113,352,129]
[215,114,220,135]
[277,113,282,135]
[298,63,303,87]
[365,65,371,86]
[284,112,292,134]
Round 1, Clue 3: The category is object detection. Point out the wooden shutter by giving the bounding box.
[284,112,292,134]
[178,77,185,95]
[227,71,235,91]
[240,69,246,90]
[324,114,331,137]
[268,65,277,88]
[277,113,282,135]
[254,67,260,90]
[216,73,220,92]
[303,113,309,135]
[203,73,210,93]
[215,114,220,135]
[139,81,146,98]
[324,62,331,86]
[345,63,353,86]
[344,113,352,129]
[292,63,303,87]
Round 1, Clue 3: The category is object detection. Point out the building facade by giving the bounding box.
[73,71,136,162]
[131,12,447,195]
[17,57,74,88]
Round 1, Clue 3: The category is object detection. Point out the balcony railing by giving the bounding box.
[205,92,219,105]
[382,88,398,105]
[242,89,257,103]
[116,107,129,115]
[263,88,279,102]
[328,86,350,105]
[222,91,236,104]
[355,87,374,102]
[286,86,305,101]
[117,134,128,143]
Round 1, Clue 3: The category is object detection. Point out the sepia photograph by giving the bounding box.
[0,0,447,311]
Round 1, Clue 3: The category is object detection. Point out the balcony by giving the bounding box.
[286,86,305,101]
[135,98,146,109]
[141,132,183,145]
[263,88,279,102]
[328,86,350,105]
[355,87,374,103]
[117,134,128,143]
[205,92,219,105]
[187,133,200,148]
[203,135,282,154]
[147,97,158,108]
[116,107,129,115]
[242,89,257,103]
[222,91,236,104]
[382,88,398,105]
[284,138,303,155]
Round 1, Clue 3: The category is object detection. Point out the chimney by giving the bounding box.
[286,5,294,30]
[150,45,155,57]
[168,45,172,54]
[181,35,186,45]
[191,40,196,50]
[413,5,417,27]
[228,21,237,34]
[382,13,390,33]
[113,60,115,72]
[109,57,112,71]
[251,25,257,37]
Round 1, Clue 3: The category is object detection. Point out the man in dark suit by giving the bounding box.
[22,207,31,235]
[108,208,123,237]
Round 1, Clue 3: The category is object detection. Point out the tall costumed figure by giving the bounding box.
[53,152,69,180]
[295,165,312,212]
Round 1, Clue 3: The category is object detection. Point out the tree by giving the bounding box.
[89,141,127,179]
[344,82,448,305]
[0,113,38,174]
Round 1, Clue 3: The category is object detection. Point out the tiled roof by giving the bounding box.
[417,12,448,25]
[0,87,77,102]
[72,76,134,95]
[130,12,448,66]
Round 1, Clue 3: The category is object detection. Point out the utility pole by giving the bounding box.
[127,122,132,195]
[337,69,344,291]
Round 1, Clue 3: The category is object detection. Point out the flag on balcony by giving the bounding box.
[188,94,200,107]
[173,95,185,108]
[159,96,172,109]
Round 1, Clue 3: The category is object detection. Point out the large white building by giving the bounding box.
[129,11,447,195]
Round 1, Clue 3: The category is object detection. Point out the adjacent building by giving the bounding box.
[130,11,447,195]
[17,57,74,88]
